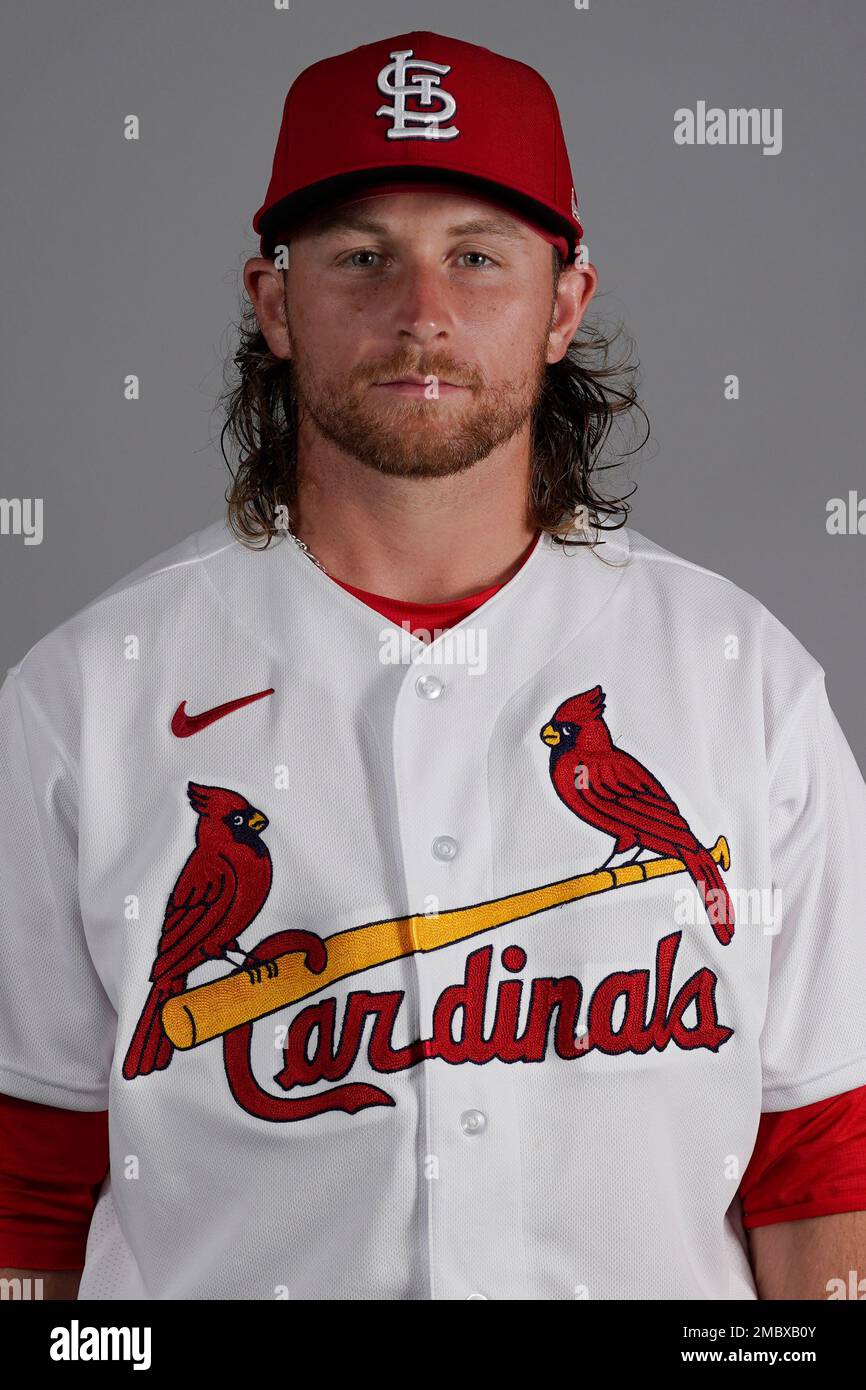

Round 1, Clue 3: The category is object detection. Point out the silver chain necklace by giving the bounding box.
[284,517,330,576]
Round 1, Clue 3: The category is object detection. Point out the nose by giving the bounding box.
[393,262,453,346]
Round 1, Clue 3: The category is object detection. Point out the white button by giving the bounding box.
[415,674,444,700]
[432,836,458,861]
[466,1293,488,1300]
[460,1109,487,1136]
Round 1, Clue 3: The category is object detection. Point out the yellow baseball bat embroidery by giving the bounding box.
[162,835,731,1049]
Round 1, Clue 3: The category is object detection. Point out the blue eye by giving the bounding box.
[346,249,381,268]
[341,249,499,270]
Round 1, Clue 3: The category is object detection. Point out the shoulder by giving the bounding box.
[87,515,237,605]
[624,525,820,666]
[5,517,249,719]
[623,524,756,610]
[621,525,824,751]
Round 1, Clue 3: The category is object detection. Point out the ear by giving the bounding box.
[546,259,598,364]
[242,256,293,360]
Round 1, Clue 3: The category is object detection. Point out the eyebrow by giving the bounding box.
[305,209,530,243]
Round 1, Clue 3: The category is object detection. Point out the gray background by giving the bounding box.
[1,1,864,758]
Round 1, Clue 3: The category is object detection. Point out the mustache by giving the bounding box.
[353,355,485,390]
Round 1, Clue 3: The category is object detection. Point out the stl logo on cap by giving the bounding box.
[253,33,583,273]
[376,46,460,141]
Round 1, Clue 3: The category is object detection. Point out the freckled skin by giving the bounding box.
[244,189,596,483]
[239,188,596,601]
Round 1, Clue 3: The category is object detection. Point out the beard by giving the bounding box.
[288,330,550,480]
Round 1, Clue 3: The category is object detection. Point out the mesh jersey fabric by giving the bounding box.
[4,530,865,1270]
[0,550,531,1271]
[1,516,866,1299]
[5,1082,866,1266]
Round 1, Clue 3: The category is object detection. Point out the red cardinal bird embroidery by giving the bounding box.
[540,686,734,946]
[122,781,322,1079]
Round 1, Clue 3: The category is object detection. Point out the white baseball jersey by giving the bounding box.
[2,515,866,1300]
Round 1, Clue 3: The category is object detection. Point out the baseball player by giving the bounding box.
[2,29,866,1302]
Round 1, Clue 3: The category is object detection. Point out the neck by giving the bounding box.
[289,424,538,603]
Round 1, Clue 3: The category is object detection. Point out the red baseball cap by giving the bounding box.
[252,30,584,264]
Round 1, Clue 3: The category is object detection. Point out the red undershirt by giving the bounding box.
[2,530,865,1268]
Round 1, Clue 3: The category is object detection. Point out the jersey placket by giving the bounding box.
[390,632,530,1301]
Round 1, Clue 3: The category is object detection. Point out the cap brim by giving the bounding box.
[255,165,580,253]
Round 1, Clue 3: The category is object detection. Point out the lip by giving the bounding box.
[372,377,467,396]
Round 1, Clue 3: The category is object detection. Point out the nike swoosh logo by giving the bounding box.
[171,687,275,737]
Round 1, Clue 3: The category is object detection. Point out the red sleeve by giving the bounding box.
[739,1084,866,1230]
[0,1091,109,1269]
